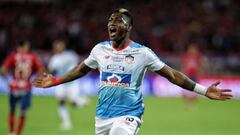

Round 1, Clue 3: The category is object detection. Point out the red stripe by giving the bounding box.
[52,77,62,86]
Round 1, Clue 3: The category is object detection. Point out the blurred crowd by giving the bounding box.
[0,0,239,75]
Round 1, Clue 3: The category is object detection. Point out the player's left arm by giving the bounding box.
[155,65,232,100]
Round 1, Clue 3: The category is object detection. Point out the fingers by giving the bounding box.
[32,77,42,82]
[32,72,53,87]
[32,76,45,87]
[221,93,233,97]
[32,81,43,87]
[43,72,51,78]
[32,77,42,84]
[221,93,232,98]
[213,81,221,86]
[32,82,42,87]
[221,89,232,93]
[43,72,48,76]
[46,73,53,80]
[217,90,233,100]
[219,95,232,100]
[206,87,233,100]
[221,89,232,97]
[220,90,233,99]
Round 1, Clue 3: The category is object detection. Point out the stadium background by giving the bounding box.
[0,0,239,135]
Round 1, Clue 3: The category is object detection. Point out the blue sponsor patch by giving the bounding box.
[101,72,131,87]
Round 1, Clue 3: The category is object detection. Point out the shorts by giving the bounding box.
[9,90,31,112]
[55,81,80,102]
[95,115,141,135]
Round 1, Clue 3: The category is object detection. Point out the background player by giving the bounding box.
[1,40,44,135]
[181,44,208,108]
[32,8,232,135]
[48,40,89,130]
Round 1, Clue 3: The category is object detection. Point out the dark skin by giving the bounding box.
[32,12,232,100]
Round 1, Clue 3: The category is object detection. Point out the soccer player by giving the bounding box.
[48,40,89,130]
[181,44,207,108]
[1,40,44,135]
[32,8,232,135]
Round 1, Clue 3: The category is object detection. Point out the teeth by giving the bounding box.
[109,27,117,36]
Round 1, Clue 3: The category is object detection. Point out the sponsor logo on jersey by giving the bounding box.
[111,56,124,62]
[125,54,134,64]
[123,49,139,53]
[107,64,125,71]
[104,55,124,62]
[100,72,131,87]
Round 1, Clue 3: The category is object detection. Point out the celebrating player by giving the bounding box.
[32,8,232,135]
[1,40,44,135]
[48,40,89,130]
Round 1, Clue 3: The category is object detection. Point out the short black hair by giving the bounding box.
[18,39,26,47]
[113,8,133,26]
[18,39,29,47]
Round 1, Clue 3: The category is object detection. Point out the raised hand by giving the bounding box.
[32,72,55,88]
[205,81,232,100]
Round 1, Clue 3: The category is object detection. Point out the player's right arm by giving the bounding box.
[1,66,8,78]
[1,53,14,78]
[32,62,92,88]
[33,45,98,88]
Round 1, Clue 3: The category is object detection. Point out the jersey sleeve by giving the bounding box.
[84,45,99,69]
[2,53,14,69]
[145,47,165,71]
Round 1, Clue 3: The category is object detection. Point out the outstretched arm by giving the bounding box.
[1,67,8,78]
[58,62,92,83]
[32,62,92,88]
[155,65,232,100]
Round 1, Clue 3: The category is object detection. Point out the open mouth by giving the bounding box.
[109,27,117,37]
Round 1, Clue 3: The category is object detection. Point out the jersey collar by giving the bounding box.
[112,40,132,51]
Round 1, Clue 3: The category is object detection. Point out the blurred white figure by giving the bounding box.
[48,40,89,130]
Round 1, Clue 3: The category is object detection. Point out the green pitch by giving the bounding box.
[0,96,239,135]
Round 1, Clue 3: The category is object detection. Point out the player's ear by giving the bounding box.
[127,25,132,32]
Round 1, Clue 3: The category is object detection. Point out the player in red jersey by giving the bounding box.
[1,40,44,135]
[181,44,208,108]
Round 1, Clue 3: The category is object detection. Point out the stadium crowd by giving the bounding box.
[0,0,239,74]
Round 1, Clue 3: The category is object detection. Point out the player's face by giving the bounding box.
[107,13,130,41]
[17,42,30,53]
[53,41,65,53]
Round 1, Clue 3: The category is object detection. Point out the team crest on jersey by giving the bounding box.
[111,56,124,62]
[100,72,131,87]
[125,54,134,64]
